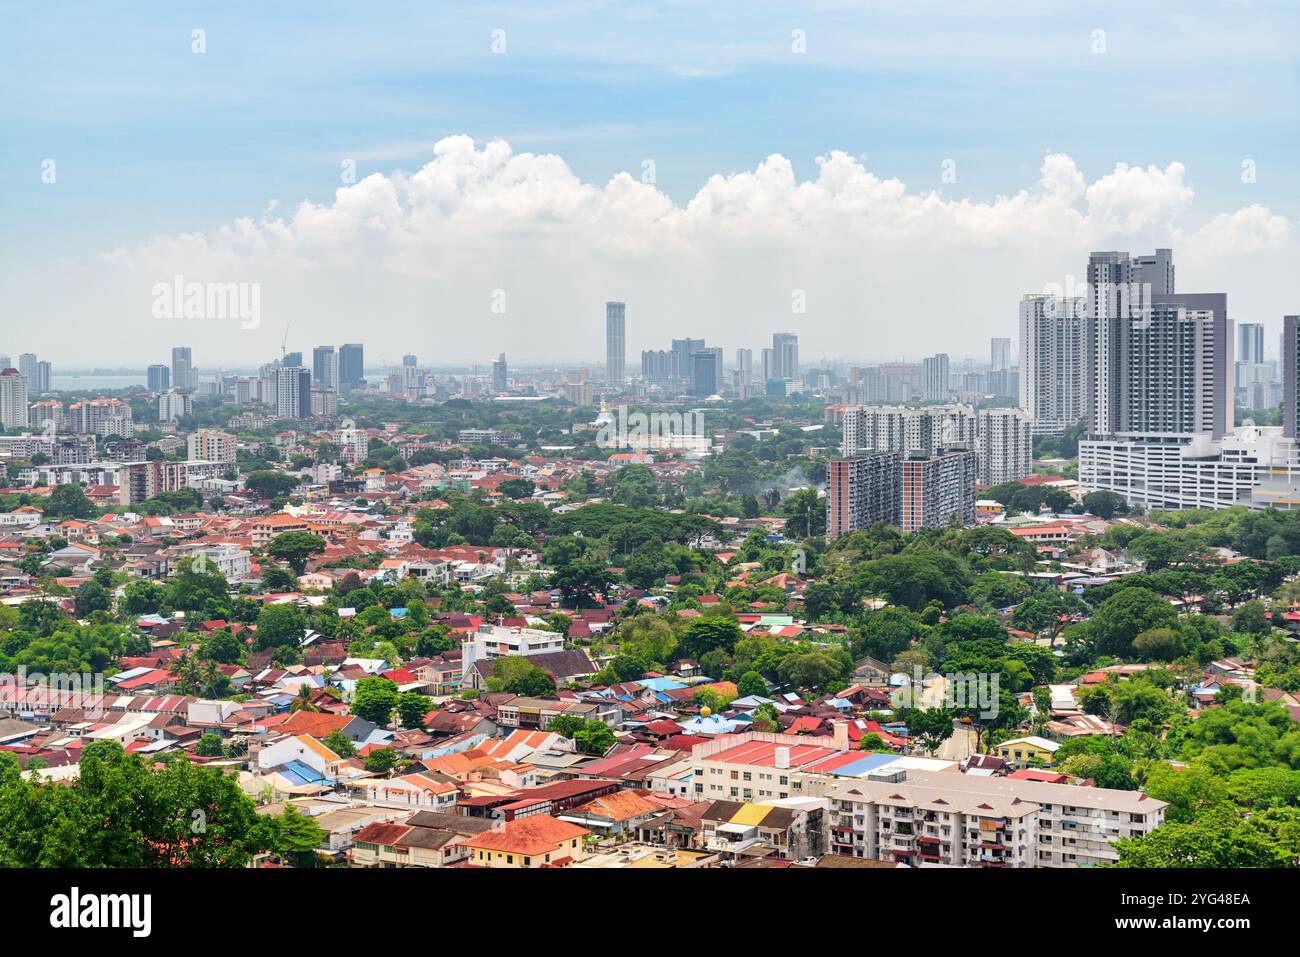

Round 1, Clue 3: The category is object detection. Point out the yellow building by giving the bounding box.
[993,736,1060,767]
[460,814,590,868]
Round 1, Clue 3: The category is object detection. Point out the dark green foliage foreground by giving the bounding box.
[0,742,319,867]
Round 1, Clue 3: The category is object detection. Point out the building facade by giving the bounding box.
[976,408,1033,486]
[1019,293,1084,435]
[826,452,902,539]
[605,302,626,386]
[901,449,977,531]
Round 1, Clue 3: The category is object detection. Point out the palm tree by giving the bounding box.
[290,684,319,713]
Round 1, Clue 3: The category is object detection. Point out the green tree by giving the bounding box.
[73,580,111,617]
[396,692,432,730]
[243,472,300,500]
[679,615,744,660]
[254,602,306,654]
[352,676,399,725]
[265,531,327,575]
[195,733,224,757]
[363,748,400,775]
[736,671,767,698]
[45,484,96,520]
[322,728,357,758]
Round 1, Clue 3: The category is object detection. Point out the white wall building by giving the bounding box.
[1019,293,1084,435]
[1080,425,1300,511]
[976,408,1034,486]
[460,623,567,687]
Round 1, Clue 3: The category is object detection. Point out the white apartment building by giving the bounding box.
[841,404,977,457]
[975,407,1034,486]
[460,623,567,687]
[177,542,251,581]
[828,770,1166,868]
[1018,293,1084,435]
[335,425,369,464]
[1079,425,1300,511]
[69,398,134,437]
[0,369,29,429]
[158,389,193,424]
[188,429,237,464]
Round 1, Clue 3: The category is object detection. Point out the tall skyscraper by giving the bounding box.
[18,354,38,387]
[0,368,29,429]
[605,302,626,385]
[32,361,51,395]
[1019,293,1084,434]
[1239,322,1265,364]
[1125,292,1230,437]
[1284,316,1300,439]
[275,367,313,419]
[990,337,1012,372]
[826,453,902,538]
[492,353,508,392]
[402,355,418,367]
[171,347,194,393]
[147,364,170,393]
[689,347,723,397]
[1083,249,1175,434]
[312,345,338,389]
[641,350,674,387]
[735,348,754,393]
[772,333,799,380]
[922,353,950,401]
[671,338,705,386]
[339,343,365,394]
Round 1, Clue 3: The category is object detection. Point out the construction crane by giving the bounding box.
[280,323,290,360]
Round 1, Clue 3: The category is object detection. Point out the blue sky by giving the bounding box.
[2,1,1298,364]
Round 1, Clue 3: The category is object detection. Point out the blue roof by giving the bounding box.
[639,677,687,692]
[279,760,327,785]
[823,752,901,777]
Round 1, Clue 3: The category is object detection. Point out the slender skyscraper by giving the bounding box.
[1238,323,1265,364]
[922,353,950,401]
[1084,249,1174,434]
[1019,294,1084,434]
[605,302,625,385]
[339,343,365,394]
[990,337,1012,372]
[312,345,338,389]
[147,364,170,392]
[492,353,508,392]
[171,347,193,393]
[1284,316,1300,439]
[772,333,799,380]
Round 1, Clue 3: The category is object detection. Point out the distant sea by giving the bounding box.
[51,373,147,391]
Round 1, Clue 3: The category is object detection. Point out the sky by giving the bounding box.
[1,1,1298,368]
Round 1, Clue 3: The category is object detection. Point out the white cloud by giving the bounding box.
[33,136,1300,365]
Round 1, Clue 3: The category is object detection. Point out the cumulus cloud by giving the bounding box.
[35,136,1300,365]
